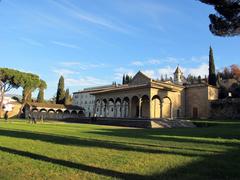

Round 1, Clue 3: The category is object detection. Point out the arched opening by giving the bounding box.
[102,99,108,117]
[108,98,115,117]
[131,96,139,118]
[56,109,63,119]
[115,98,121,118]
[141,95,150,118]
[31,108,39,119]
[63,110,70,119]
[48,109,56,120]
[78,110,84,117]
[122,97,130,118]
[39,109,47,120]
[152,95,161,118]
[95,99,101,117]
[162,97,172,119]
[71,110,78,118]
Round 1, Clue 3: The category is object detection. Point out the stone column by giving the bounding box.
[113,102,117,118]
[128,99,132,118]
[100,100,103,117]
[170,103,173,120]
[138,98,142,118]
[149,98,152,119]
[93,100,97,117]
[120,102,124,118]
[105,102,109,117]
[160,102,163,118]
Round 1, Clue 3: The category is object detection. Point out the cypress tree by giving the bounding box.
[122,74,126,84]
[208,46,217,86]
[37,89,44,103]
[37,80,47,103]
[56,76,65,104]
[64,88,71,105]
[125,74,130,84]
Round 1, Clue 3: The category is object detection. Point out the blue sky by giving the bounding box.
[0,0,239,99]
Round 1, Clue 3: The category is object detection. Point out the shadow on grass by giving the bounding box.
[150,146,240,180]
[0,129,211,157]
[0,146,146,179]
[0,145,239,180]
[86,125,240,147]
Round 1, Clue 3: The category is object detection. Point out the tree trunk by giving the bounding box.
[0,93,4,119]
[18,90,32,118]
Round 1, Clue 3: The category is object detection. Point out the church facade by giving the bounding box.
[74,67,219,120]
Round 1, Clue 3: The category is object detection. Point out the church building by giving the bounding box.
[73,66,219,119]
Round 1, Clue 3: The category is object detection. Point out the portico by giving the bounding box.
[91,71,184,119]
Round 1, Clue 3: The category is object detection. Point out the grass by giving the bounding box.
[0,119,240,180]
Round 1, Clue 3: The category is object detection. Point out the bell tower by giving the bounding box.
[174,66,183,85]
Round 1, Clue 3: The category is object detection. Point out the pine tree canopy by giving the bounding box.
[199,0,240,36]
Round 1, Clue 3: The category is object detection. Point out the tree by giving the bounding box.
[198,75,202,84]
[18,73,42,116]
[208,46,217,86]
[122,74,126,85]
[37,80,47,103]
[198,0,240,36]
[64,88,71,105]
[125,74,129,84]
[0,68,22,117]
[230,64,240,81]
[56,76,65,104]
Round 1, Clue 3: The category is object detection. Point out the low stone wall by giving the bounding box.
[47,117,195,129]
[210,98,240,119]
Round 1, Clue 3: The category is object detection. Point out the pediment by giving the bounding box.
[130,71,151,85]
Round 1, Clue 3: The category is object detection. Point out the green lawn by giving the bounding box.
[0,120,240,180]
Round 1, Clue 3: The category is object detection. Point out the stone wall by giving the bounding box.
[210,98,240,119]
[185,85,218,119]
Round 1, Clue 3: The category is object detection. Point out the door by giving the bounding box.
[193,107,198,119]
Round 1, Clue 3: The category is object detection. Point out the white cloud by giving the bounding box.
[190,56,208,63]
[114,67,135,80]
[186,63,208,77]
[157,66,175,78]
[53,68,79,76]
[51,41,81,49]
[142,70,155,78]
[51,0,130,34]
[65,77,108,87]
[59,62,107,70]
[19,37,44,47]
[131,61,144,66]
[147,59,161,65]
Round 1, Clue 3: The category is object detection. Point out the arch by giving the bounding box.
[115,100,121,118]
[141,95,150,118]
[71,110,77,115]
[152,97,161,118]
[48,109,55,113]
[31,108,38,112]
[47,109,56,120]
[115,97,122,103]
[131,96,139,118]
[152,95,161,101]
[71,110,78,118]
[162,96,172,119]
[63,110,70,119]
[122,97,130,118]
[40,109,47,112]
[56,109,63,119]
[102,99,108,117]
[56,109,63,113]
[108,98,115,117]
[95,100,101,117]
